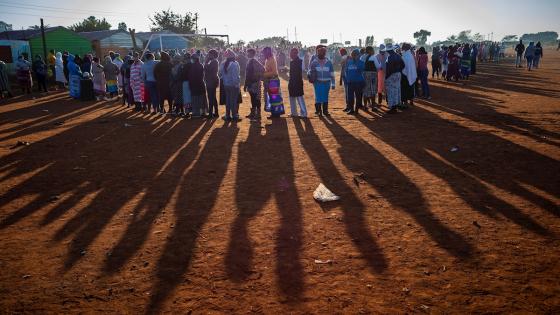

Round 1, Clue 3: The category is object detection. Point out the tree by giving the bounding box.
[69,16,111,32]
[502,35,518,42]
[413,29,431,46]
[149,9,197,34]
[0,21,13,32]
[235,39,245,47]
[457,30,472,43]
[365,35,375,47]
[118,22,127,31]
[472,33,484,42]
[383,38,394,45]
[248,36,289,48]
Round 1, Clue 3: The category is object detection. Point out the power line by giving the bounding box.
[0,10,80,20]
[0,1,130,15]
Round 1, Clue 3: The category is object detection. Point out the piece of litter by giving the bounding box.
[314,259,334,264]
[402,287,410,293]
[313,183,340,202]
[420,304,430,310]
[22,274,32,279]
[153,230,163,234]
[442,265,447,272]
[72,167,86,171]
[450,146,459,152]
[48,195,60,203]
[11,141,31,149]
[473,220,481,229]
[124,123,133,127]
[42,109,49,113]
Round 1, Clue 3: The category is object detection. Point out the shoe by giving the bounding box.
[324,112,331,117]
[387,107,397,114]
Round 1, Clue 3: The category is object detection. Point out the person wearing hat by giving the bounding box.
[375,44,387,105]
[308,46,335,116]
[384,44,404,113]
[219,49,242,121]
[344,49,365,114]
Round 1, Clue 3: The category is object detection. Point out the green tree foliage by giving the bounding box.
[69,16,111,32]
[28,24,50,30]
[520,31,558,43]
[193,36,225,48]
[248,36,289,48]
[502,35,518,42]
[118,22,127,31]
[413,29,431,46]
[365,35,375,46]
[149,9,197,34]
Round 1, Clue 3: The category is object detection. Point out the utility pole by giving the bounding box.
[286,28,289,41]
[294,26,297,42]
[40,18,47,61]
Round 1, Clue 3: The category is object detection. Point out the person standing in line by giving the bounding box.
[170,55,184,116]
[219,49,242,122]
[91,57,106,100]
[181,53,193,117]
[67,54,82,99]
[189,54,208,118]
[524,42,536,71]
[16,55,33,95]
[441,46,449,79]
[113,53,123,93]
[244,48,265,120]
[460,44,472,80]
[339,48,350,112]
[400,43,417,108]
[130,52,145,111]
[121,55,133,106]
[103,56,120,100]
[54,52,67,89]
[32,55,48,94]
[204,49,220,118]
[0,60,13,98]
[141,52,159,114]
[416,47,430,99]
[533,42,543,69]
[47,49,56,87]
[262,46,284,118]
[431,46,441,79]
[308,46,335,116]
[288,47,307,118]
[344,49,365,115]
[375,44,387,105]
[154,51,173,113]
[515,40,525,68]
[362,46,378,110]
[384,44,404,114]
[470,43,478,74]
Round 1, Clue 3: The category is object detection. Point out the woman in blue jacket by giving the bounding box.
[344,49,365,114]
[308,46,335,116]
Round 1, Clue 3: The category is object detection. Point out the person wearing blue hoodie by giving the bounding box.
[308,46,335,116]
[141,53,159,113]
[219,49,242,122]
[344,49,365,114]
[524,42,536,71]
[67,54,82,99]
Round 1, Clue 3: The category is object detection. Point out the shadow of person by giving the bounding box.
[293,118,388,273]
[225,118,304,302]
[147,124,239,314]
[319,117,474,259]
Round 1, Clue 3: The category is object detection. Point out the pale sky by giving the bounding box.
[1,0,559,46]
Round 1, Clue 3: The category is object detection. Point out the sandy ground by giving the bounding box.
[1,50,559,314]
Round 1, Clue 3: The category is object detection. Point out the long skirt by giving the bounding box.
[69,74,81,98]
[401,74,414,102]
[106,80,118,93]
[172,82,183,107]
[385,72,401,107]
[460,60,471,77]
[93,75,106,95]
[363,71,377,97]
[131,79,144,102]
[377,70,385,94]
[265,79,285,115]
[313,81,331,103]
[191,94,208,116]
[17,70,32,89]
[182,81,192,107]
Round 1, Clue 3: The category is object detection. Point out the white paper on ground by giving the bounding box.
[313,183,340,202]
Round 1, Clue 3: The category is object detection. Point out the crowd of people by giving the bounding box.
[0,39,550,118]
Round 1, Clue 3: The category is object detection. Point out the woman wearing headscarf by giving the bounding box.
[55,52,67,89]
[375,44,387,105]
[400,43,417,107]
[362,46,378,109]
[154,51,173,113]
[460,44,471,80]
[384,44,404,113]
[130,52,145,111]
[170,54,184,115]
[204,49,220,118]
[416,47,430,99]
[91,57,106,100]
[189,54,208,118]
[219,49,242,121]
[16,55,33,95]
[32,55,48,93]
[103,56,119,99]
[288,47,306,118]
[113,53,123,91]
[244,48,265,119]
[180,53,192,116]
[67,54,82,99]
[308,46,335,116]
[262,46,284,118]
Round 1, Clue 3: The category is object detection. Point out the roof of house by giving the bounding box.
[0,26,68,40]
[79,30,128,41]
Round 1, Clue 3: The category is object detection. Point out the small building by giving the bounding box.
[79,30,134,57]
[137,31,190,52]
[0,40,31,74]
[0,26,91,59]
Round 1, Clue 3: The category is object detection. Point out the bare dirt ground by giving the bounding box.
[1,50,559,314]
